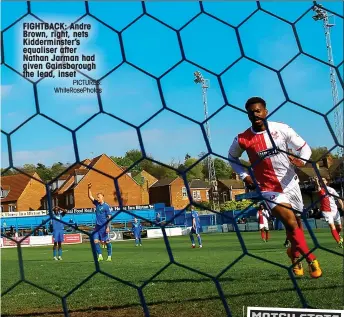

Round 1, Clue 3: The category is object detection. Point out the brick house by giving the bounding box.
[189,179,210,202]
[327,157,344,192]
[296,155,343,207]
[1,172,45,212]
[137,170,158,204]
[42,154,149,209]
[149,177,189,209]
[217,178,246,203]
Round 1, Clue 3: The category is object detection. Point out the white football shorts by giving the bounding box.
[322,210,341,225]
[261,183,303,217]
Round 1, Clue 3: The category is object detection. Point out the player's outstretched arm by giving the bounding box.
[311,177,322,192]
[338,199,344,210]
[88,183,94,202]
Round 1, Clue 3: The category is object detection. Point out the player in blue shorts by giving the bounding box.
[190,207,202,248]
[52,206,67,260]
[132,218,143,246]
[88,183,112,262]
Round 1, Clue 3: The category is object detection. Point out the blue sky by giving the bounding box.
[1,1,343,170]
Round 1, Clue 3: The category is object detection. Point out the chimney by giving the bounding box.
[322,155,333,169]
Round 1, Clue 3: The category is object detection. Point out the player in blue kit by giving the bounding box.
[132,218,143,246]
[88,183,112,262]
[51,206,67,260]
[190,207,202,248]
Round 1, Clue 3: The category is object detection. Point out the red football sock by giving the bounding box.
[336,226,342,235]
[287,231,300,258]
[260,230,265,240]
[291,227,316,263]
[265,231,269,241]
[331,229,340,242]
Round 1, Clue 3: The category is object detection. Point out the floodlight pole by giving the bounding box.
[313,4,344,196]
[194,71,219,210]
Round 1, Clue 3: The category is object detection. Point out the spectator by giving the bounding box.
[10,225,14,237]
[14,230,18,238]
[2,221,7,234]
[155,213,161,226]
[69,218,74,224]
[43,228,48,235]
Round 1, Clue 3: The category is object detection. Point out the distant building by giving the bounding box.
[135,170,158,205]
[189,179,210,202]
[149,177,189,209]
[217,178,246,203]
[1,172,45,212]
[296,155,344,207]
[42,154,149,209]
[327,157,344,192]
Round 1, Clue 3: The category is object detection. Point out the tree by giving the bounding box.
[310,147,338,161]
[111,156,134,168]
[213,158,232,179]
[133,173,145,185]
[201,157,232,180]
[219,199,255,212]
[183,158,204,181]
[198,201,212,210]
[125,149,142,164]
[1,169,15,176]
[152,164,177,179]
[36,163,52,182]
[22,164,36,174]
[51,162,68,179]
[139,159,156,175]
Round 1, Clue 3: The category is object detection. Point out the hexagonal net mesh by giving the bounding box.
[1,1,344,316]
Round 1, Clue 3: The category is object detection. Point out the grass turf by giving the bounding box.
[1,230,343,317]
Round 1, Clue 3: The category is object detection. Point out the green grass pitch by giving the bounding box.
[1,230,343,317]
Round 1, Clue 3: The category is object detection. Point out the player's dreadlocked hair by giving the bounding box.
[245,97,267,110]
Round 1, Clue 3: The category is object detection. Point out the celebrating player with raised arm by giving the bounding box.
[228,97,322,278]
[52,206,67,260]
[88,183,112,262]
[257,204,270,242]
[314,177,343,248]
[132,218,143,247]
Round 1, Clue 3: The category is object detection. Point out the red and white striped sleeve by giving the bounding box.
[283,124,311,162]
[228,136,249,180]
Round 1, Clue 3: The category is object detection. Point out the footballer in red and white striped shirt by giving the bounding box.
[314,177,343,248]
[228,97,322,279]
[257,204,270,242]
